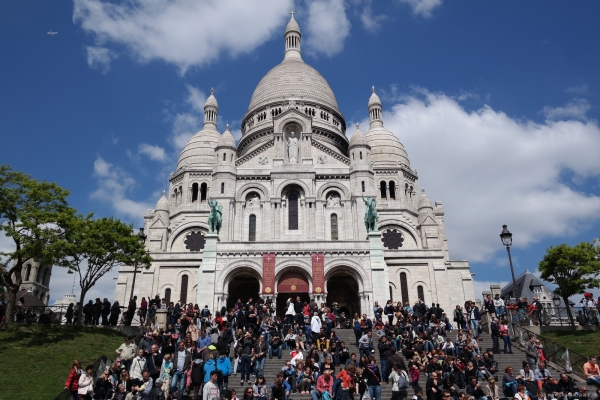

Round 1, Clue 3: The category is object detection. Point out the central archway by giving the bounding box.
[276,272,310,317]
[227,272,260,311]
[327,273,360,318]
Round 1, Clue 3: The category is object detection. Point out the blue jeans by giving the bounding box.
[587,376,600,386]
[255,357,266,377]
[502,335,512,353]
[368,385,381,400]
[170,370,186,400]
[470,319,479,334]
[424,341,434,352]
[380,360,387,382]
[310,389,322,400]
[239,354,252,382]
[269,345,282,359]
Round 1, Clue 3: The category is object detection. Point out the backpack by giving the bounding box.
[394,371,409,391]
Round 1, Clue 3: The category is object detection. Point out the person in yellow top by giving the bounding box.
[583,356,600,386]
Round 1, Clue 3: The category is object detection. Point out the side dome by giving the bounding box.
[247,58,340,114]
[418,189,433,210]
[177,128,221,170]
[349,123,368,148]
[217,124,237,149]
[365,127,410,167]
[156,190,169,211]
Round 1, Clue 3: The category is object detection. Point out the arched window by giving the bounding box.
[361,181,365,193]
[165,288,171,304]
[191,183,199,202]
[43,269,49,286]
[331,214,338,240]
[380,181,387,199]
[389,181,396,199]
[249,214,256,241]
[389,286,393,302]
[360,151,363,160]
[25,264,31,281]
[400,272,409,304]
[221,182,225,194]
[180,275,189,303]
[223,153,226,161]
[288,192,298,230]
[417,285,425,303]
[178,186,182,204]
[200,183,207,201]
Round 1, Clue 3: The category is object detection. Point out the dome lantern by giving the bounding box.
[204,88,218,129]
[368,86,383,128]
[284,10,302,60]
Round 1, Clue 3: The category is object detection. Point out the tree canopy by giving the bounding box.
[538,240,600,328]
[0,165,75,324]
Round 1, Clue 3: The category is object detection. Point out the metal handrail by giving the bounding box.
[503,306,597,327]
[508,323,598,379]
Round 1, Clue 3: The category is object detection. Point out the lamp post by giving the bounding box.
[500,225,518,300]
[552,293,563,326]
[129,228,147,301]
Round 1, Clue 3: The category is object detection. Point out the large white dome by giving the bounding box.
[247,58,340,114]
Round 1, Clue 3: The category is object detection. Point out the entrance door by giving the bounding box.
[227,273,260,311]
[275,272,310,317]
[327,273,360,318]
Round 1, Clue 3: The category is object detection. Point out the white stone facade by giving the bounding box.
[115,15,475,317]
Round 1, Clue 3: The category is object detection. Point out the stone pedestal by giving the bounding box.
[367,231,389,314]
[156,309,167,329]
[197,234,219,310]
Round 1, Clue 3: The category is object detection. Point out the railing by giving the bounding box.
[508,323,591,379]
[13,305,143,326]
[503,306,594,327]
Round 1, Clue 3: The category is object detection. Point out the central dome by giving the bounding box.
[247,58,340,113]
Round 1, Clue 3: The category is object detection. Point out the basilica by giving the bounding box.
[114,14,475,317]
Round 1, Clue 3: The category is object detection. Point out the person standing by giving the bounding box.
[64,359,82,400]
[170,341,192,400]
[389,363,409,400]
[453,306,464,331]
[490,318,500,354]
[78,365,95,400]
[116,336,137,373]
[203,371,220,400]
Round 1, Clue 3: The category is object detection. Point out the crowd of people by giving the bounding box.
[60,295,599,400]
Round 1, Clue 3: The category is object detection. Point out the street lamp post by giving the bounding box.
[129,228,147,301]
[500,225,518,300]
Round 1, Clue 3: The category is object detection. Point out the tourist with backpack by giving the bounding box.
[389,363,409,400]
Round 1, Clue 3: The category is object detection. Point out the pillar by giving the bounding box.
[197,234,219,311]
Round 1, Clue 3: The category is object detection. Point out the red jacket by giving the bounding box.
[65,368,81,391]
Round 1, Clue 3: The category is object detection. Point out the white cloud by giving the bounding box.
[397,0,443,18]
[541,98,591,121]
[73,0,293,73]
[139,143,168,162]
[358,0,387,33]
[49,263,119,306]
[91,157,151,220]
[566,84,588,95]
[86,46,115,73]
[186,85,207,114]
[363,89,600,264]
[304,0,351,57]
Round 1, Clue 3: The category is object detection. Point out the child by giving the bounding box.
[160,354,173,398]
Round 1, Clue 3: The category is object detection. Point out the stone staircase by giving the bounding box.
[182,327,589,400]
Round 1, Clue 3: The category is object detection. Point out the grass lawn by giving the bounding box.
[541,329,600,357]
[0,324,126,400]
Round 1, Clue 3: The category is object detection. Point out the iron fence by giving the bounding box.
[508,323,598,379]
[502,306,597,327]
[12,304,143,326]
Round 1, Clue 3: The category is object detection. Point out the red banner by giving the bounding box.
[312,253,325,294]
[262,253,275,294]
[278,272,309,293]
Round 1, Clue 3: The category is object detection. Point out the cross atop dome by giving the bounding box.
[210,87,214,95]
[372,86,376,93]
[289,10,295,18]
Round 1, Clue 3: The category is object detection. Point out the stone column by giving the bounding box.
[197,234,219,311]
[367,230,389,312]
[156,309,167,329]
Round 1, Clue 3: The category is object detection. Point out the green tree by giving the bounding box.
[0,165,75,324]
[60,214,151,324]
[538,241,600,329]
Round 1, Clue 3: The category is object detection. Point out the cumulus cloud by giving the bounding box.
[139,143,168,162]
[397,0,443,18]
[358,0,387,33]
[567,84,588,95]
[73,0,293,73]
[304,0,351,57]
[541,98,591,121]
[90,157,151,220]
[86,46,115,72]
[362,89,600,264]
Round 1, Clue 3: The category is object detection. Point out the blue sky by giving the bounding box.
[2,0,600,304]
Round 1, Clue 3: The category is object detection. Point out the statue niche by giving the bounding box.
[284,124,301,164]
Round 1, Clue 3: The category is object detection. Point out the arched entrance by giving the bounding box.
[227,272,260,311]
[327,272,360,318]
[276,272,310,317]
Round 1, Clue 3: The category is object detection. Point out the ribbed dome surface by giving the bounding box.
[156,191,169,211]
[177,128,221,170]
[349,124,368,147]
[217,127,236,149]
[366,126,410,167]
[418,190,433,210]
[285,17,300,34]
[247,58,340,114]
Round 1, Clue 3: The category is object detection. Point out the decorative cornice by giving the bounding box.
[311,139,350,165]
[236,139,275,166]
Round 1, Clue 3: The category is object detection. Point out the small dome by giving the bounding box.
[177,127,221,170]
[418,189,433,210]
[368,86,382,107]
[349,123,368,148]
[285,15,301,35]
[217,124,236,149]
[156,190,169,211]
[365,126,410,167]
[205,88,218,108]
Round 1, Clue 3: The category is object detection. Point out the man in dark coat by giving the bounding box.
[490,317,500,354]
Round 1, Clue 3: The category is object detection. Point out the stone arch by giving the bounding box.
[167,223,209,251]
[324,259,370,292]
[412,280,430,303]
[324,264,363,317]
[317,182,350,200]
[273,113,310,134]
[378,219,421,249]
[216,259,263,292]
[236,182,270,202]
[274,260,313,292]
[160,283,176,302]
[274,180,311,198]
